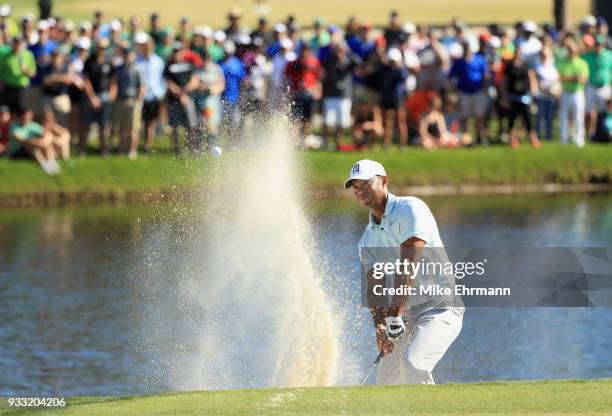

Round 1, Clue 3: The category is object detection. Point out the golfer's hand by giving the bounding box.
[376,325,394,356]
[385,316,406,340]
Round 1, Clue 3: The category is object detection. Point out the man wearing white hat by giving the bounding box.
[0,4,19,37]
[346,159,463,384]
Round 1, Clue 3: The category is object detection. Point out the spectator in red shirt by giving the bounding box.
[284,45,322,138]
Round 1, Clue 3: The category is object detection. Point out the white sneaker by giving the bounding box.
[40,160,54,175]
[49,159,61,175]
[128,150,138,160]
[210,146,222,156]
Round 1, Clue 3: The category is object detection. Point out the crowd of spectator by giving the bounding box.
[0,5,611,174]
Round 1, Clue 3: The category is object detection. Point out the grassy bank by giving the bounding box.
[0,144,611,205]
[2,379,611,415]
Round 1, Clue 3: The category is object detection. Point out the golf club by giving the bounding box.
[360,350,384,385]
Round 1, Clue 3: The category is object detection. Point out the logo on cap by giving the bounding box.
[352,163,360,175]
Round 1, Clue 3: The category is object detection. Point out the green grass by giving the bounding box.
[1,143,611,201]
[6,0,590,28]
[303,143,612,188]
[1,379,611,415]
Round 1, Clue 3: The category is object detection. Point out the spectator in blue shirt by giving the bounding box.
[221,41,246,143]
[449,41,490,144]
[26,20,57,117]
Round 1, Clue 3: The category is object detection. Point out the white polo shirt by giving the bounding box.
[358,193,456,310]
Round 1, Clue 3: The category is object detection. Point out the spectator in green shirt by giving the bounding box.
[0,36,36,113]
[557,42,589,147]
[9,108,60,174]
[581,35,612,137]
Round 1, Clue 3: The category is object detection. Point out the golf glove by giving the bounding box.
[385,316,405,340]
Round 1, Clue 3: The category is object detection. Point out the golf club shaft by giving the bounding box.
[360,350,384,385]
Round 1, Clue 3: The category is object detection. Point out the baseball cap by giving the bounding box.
[110,19,122,32]
[134,31,150,44]
[37,20,50,31]
[344,160,387,189]
[402,21,416,34]
[581,15,597,27]
[79,20,92,31]
[213,30,227,42]
[522,20,537,33]
[273,22,287,33]
[0,4,11,17]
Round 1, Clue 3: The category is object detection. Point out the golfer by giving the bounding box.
[345,159,463,384]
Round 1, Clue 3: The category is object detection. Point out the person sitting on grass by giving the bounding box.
[9,109,60,175]
[41,110,71,161]
[352,99,383,151]
[418,94,463,149]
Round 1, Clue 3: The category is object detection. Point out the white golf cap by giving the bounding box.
[0,4,11,17]
[489,36,502,49]
[344,159,387,189]
[110,19,122,31]
[80,20,92,31]
[64,20,75,32]
[37,20,49,31]
[402,21,416,34]
[134,31,150,44]
[194,25,212,37]
[214,30,227,42]
[581,15,597,26]
[274,22,287,33]
[522,20,537,32]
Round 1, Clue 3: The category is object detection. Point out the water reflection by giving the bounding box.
[0,193,610,395]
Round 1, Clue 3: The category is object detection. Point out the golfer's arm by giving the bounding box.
[389,237,425,317]
[366,269,388,328]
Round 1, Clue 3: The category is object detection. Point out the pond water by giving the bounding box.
[1,192,611,396]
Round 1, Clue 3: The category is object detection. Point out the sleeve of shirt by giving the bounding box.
[26,51,37,76]
[358,239,376,272]
[396,198,436,244]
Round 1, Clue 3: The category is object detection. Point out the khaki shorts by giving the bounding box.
[114,98,143,131]
[43,94,71,126]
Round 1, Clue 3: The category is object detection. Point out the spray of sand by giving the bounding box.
[151,116,341,390]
